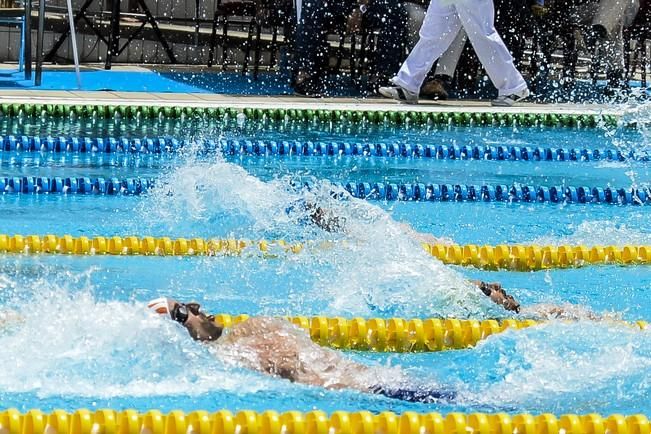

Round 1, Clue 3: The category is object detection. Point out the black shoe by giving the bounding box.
[421,74,452,100]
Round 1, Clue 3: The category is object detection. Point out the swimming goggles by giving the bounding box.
[171,303,190,324]
[171,302,215,324]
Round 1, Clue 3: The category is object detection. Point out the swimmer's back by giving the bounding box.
[216,316,369,388]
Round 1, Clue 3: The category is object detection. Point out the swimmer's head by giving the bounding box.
[286,199,346,233]
[305,202,345,233]
[148,298,224,342]
[171,301,224,342]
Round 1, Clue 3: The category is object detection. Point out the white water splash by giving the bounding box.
[531,219,651,246]
[468,322,651,412]
[0,273,273,398]
[137,157,501,318]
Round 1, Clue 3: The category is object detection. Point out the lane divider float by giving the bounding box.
[0,234,305,256]
[0,234,649,271]
[0,176,154,195]
[0,175,648,206]
[0,102,621,127]
[212,314,646,352]
[340,181,650,205]
[221,139,647,161]
[0,135,645,162]
[216,314,540,351]
[1,409,650,434]
[424,243,651,270]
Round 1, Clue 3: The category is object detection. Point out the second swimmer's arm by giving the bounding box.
[0,310,22,329]
[399,223,454,245]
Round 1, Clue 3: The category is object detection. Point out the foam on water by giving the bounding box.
[0,270,274,399]
[4,265,651,414]
[621,103,651,159]
[531,219,651,246]
[604,102,651,190]
[2,117,650,412]
[462,322,651,413]
[137,151,501,319]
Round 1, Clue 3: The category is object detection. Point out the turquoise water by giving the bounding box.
[0,109,650,417]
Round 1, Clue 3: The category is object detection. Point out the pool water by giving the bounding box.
[0,107,650,417]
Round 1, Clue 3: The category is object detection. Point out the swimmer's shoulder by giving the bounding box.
[227,316,284,335]
[228,316,307,339]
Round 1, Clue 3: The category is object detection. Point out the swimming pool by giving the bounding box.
[0,102,649,421]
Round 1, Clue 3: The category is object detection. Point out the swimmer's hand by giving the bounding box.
[473,281,521,313]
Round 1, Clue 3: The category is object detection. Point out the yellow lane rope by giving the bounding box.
[0,234,649,271]
[1,409,649,434]
[212,314,646,353]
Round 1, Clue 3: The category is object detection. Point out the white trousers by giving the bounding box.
[393,0,528,96]
[404,2,468,78]
[434,28,467,77]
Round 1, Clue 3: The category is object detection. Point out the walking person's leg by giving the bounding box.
[402,2,466,99]
[421,28,468,99]
[433,28,467,78]
[454,0,529,105]
[380,0,462,103]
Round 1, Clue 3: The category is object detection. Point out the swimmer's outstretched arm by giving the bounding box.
[399,222,520,313]
[472,281,521,313]
[401,224,600,318]
[470,285,603,320]
[519,303,602,321]
[399,223,455,245]
[402,224,521,313]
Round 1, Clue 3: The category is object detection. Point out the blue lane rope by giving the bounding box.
[0,135,647,162]
[0,175,648,205]
[0,153,170,168]
[0,176,154,195]
[339,182,649,205]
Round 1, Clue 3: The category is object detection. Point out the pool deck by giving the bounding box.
[0,88,630,116]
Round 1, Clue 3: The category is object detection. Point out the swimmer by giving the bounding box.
[148,296,609,406]
[288,198,596,317]
[286,199,346,233]
[473,282,610,320]
[305,202,346,233]
[291,200,520,312]
[148,297,456,404]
